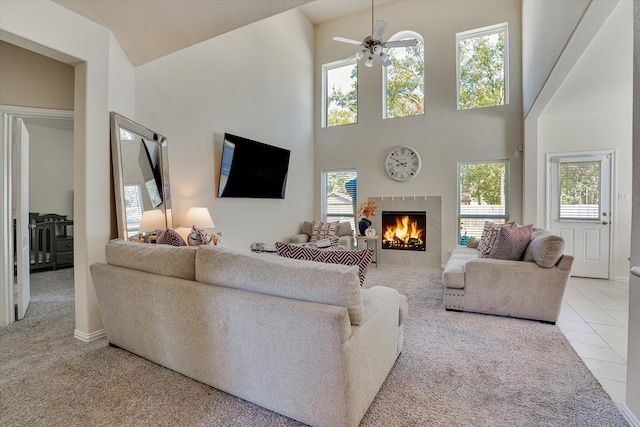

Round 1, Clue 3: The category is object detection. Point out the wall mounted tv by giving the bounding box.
[218,133,291,199]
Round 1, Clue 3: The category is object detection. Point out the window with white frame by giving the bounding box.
[322,59,357,127]
[383,31,424,119]
[322,169,357,231]
[457,161,509,244]
[124,184,144,237]
[456,23,508,110]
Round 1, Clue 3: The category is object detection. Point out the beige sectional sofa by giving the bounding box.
[442,229,574,323]
[90,240,407,427]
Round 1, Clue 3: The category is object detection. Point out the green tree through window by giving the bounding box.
[385,34,424,119]
[457,24,507,110]
[326,62,357,127]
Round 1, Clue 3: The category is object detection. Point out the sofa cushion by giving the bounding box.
[105,240,197,280]
[336,221,353,237]
[195,245,364,325]
[310,220,339,242]
[442,246,478,289]
[156,228,187,246]
[523,231,566,268]
[484,224,533,260]
[301,221,314,236]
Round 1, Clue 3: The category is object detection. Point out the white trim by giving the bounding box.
[74,328,105,342]
[456,22,509,110]
[0,105,74,327]
[623,405,640,427]
[321,58,357,128]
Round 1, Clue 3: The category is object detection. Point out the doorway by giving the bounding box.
[547,150,613,279]
[0,106,74,326]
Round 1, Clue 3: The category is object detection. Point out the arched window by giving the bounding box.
[383,31,424,120]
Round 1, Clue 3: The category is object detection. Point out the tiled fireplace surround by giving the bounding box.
[367,196,441,268]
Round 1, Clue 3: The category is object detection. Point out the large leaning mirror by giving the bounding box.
[110,112,172,241]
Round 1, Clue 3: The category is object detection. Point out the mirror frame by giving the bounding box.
[110,111,172,240]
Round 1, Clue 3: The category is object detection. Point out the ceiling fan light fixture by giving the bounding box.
[373,45,382,55]
[380,52,389,64]
[365,56,374,67]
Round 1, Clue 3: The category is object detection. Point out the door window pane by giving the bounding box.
[558,161,600,220]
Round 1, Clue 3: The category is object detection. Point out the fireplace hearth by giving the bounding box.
[382,211,426,251]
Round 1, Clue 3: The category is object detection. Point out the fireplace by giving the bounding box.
[381,211,426,251]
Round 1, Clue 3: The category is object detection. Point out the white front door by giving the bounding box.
[548,152,612,279]
[12,117,30,319]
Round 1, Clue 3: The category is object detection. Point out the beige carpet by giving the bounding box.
[0,267,629,426]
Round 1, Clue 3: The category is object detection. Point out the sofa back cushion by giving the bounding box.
[522,229,566,268]
[196,245,364,325]
[302,220,352,238]
[105,240,197,280]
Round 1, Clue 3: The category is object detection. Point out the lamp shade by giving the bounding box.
[184,207,215,229]
[139,209,166,233]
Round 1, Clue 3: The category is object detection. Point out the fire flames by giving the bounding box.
[383,215,424,247]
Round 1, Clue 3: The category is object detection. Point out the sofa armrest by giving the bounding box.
[339,235,355,250]
[283,233,310,244]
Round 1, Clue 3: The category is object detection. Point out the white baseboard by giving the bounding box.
[623,404,640,427]
[74,328,105,342]
[614,275,630,282]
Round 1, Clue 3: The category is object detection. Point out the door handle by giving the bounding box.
[602,221,609,225]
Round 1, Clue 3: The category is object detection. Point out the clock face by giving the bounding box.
[385,145,422,182]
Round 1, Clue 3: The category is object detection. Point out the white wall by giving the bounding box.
[313,0,523,263]
[135,8,315,250]
[0,0,135,338]
[538,0,633,280]
[26,122,74,218]
[521,0,590,116]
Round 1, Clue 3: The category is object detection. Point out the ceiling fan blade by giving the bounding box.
[372,19,388,41]
[333,36,363,46]
[383,39,418,48]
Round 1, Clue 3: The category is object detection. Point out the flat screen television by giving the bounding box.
[218,133,291,199]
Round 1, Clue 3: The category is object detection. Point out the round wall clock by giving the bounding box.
[384,145,422,182]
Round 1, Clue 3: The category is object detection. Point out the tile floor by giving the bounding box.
[557,276,629,410]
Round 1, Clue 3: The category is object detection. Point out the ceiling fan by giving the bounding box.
[333,0,418,67]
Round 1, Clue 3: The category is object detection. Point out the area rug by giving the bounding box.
[0,267,629,426]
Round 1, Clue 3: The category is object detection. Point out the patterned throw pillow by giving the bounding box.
[477,221,496,253]
[310,220,339,242]
[156,228,187,246]
[275,242,322,261]
[485,224,534,260]
[478,222,516,258]
[188,225,212,246]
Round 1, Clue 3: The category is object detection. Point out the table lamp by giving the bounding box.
[138,209,166,242]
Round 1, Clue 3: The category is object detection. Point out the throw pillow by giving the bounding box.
[310,220,339,242]
[466,239,479,249]
[477,221,496,254]
[156,228,187,246]
[484,224,534,260]
[317,248,374,286]
[188,225,212,246]
[478,222,515,257]
[275,242,322,261]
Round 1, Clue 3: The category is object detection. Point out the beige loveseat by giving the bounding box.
[90,240,407,427]
[442,229,574,324]
[282,220,355,250]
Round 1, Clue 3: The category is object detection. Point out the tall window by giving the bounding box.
[456,23,508,110]
[322,170,357,231]
[322,59,357,127]
[383,31,424,119]
[457,161,509,244]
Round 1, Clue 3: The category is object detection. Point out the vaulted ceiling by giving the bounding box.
[52,0,395,66]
